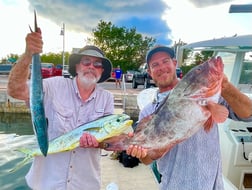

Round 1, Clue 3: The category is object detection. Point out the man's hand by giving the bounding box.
[79,133,99,148]
[126,130,179,164]
[127,145,147,159]
[126,143,176,165]
[25,29,43,57]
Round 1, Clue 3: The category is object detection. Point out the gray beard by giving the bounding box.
[79,75,99,89]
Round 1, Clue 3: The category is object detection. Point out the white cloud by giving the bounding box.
[162,0,252,44]
[0,0,89,59]
[0,0,251,59]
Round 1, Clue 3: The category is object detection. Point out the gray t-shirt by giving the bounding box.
[139,90,252,190]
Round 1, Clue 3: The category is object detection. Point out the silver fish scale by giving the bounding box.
[30,54,48,156]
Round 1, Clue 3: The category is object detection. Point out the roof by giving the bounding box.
[181,34,252,52]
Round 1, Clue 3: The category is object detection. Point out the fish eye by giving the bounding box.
[194,67,202,74]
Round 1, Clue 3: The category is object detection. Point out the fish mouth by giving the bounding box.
[205,56,224,97]
[183,56,224,99]
[209,56,224,75]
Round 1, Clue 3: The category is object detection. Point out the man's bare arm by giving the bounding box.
[7,54,32,101]
[221,76,252,118]
[7,31,43,101]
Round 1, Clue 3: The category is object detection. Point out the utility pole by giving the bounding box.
[60,23,65,75]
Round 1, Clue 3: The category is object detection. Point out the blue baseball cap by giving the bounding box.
[146,45,175,65]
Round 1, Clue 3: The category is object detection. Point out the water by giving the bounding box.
[0,113,34,190]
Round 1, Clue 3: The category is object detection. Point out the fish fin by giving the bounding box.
[99,134,129,151]
[203,102,229,132]
[207,102,229,123]
[203,117,214,132]
[134,115,154,133]
[9,148,33,172]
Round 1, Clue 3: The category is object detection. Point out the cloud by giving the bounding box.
[162,0,252,43]
[0,0,251,59]
[27,0,170,43]
[188,0,234,8]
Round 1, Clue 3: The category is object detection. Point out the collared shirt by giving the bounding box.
[139,91,252,190]
[26,76,114,190]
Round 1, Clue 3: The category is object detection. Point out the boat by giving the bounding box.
[179,34,252,190]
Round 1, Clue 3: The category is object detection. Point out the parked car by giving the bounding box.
[132,63,183,89]
[176,67,183,79]
[62,65,72,78]
[54,64,63,76]
[0,64,13,75]
[124,70,135,82]
[108,68,115,81]
[41,63,57,78]
[132,63,155,89]
[29,63,64,79]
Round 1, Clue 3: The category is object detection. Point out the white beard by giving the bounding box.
[79,75,98,88]
[78,70,101,89]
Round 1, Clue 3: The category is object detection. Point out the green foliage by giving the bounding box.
[88,20,156,72]
[40,52,70,66]
[181,64,197,75]
[1,52,70,67]
[182,49,192,63]
[194,51,214,65]
[0,54,19,64]
[180,50,214,75]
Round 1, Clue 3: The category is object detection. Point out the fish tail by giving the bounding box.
[34,121,49,156]
[9,148,33,173]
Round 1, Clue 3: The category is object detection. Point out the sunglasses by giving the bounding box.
[80,59,103,68]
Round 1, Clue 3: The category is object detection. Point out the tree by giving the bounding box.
[194,51,214,65]
[88,20,156,72]
[0,54,19,64]
[40,52,70,66]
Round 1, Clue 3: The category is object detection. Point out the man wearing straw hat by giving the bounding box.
[7,29,114,190]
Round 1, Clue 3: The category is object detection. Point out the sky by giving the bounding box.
[0,0,251,60]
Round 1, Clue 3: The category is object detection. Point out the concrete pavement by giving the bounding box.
[104,108,159,190]
[101,150,159,190]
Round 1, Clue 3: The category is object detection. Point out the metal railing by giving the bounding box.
[121,74,127,112]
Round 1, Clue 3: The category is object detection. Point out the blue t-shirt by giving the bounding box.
[115,69,122,79]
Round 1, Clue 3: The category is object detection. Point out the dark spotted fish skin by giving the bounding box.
[104,56,224,150]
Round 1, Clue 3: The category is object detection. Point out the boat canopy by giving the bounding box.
[181,35,252,52]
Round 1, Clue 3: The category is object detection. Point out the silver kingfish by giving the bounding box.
[29,11,48,156]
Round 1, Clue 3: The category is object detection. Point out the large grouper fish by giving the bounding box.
[102,56,229,151]
[10,114,132,172]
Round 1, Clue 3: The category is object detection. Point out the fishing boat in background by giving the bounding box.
[179,34,252,190]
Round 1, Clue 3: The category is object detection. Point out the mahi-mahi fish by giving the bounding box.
[102,56,228,151]
[10,114,133,172]
[29,11,48,156]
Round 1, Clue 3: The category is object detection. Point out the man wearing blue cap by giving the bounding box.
[7,30,114,189]
[127,45,252,190]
